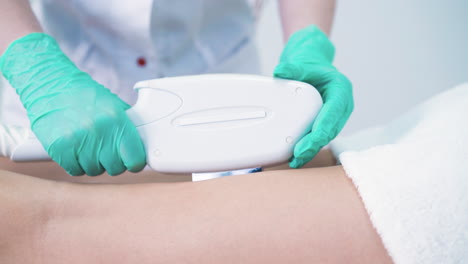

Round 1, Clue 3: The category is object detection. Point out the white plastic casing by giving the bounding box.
[10,74,323,174]
[127,74,322,173]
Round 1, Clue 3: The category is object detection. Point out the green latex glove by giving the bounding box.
[0,33,146,176]
[274,25,354,168]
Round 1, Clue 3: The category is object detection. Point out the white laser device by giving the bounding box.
[6,74,322,173]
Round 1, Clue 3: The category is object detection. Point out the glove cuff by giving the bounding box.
[285,25,336,64]
[0,33,93,109]
[0,32,61,77]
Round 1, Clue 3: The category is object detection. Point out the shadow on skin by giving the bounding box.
[0,149,336,184]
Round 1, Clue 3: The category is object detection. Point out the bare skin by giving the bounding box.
[0,2,392,262]
[0,0,41,53]
[0,164,392,264]
[279,0,336,39]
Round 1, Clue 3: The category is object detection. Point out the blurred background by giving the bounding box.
[256,0,468,135]
[1,0,467,136]
[0,0,466,182]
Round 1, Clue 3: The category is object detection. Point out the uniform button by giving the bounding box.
[137,57,147,67]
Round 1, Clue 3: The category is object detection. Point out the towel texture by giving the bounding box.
[330,83,468,264]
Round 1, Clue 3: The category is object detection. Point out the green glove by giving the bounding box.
[0,33,146,176]
[274,25,354,168]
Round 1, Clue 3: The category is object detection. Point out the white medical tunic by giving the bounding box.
[1,0,261,126]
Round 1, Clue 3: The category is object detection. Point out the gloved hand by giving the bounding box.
[274,25,353,168]
[0,33,146,176]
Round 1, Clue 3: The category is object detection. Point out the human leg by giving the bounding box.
[0,166,391,263]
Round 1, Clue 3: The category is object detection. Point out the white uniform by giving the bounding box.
[1,0,261,126]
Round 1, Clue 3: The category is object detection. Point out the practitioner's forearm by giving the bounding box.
[0,157,192,184]
[278,0,336,40]
[0,0,42,53]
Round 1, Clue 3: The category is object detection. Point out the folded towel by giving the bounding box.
[330,83,468,264]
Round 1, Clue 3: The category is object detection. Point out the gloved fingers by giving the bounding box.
[290,97,347,168]
[47,138,85,176]
[289,129,328,168]
[305,71,353,135]
[118,121,146,173]
[290,99,342,167]
[310,94,348,143]
[289,94,349,168]
[78,155,105,176]
[318,76,354,130]
[91,116,126,176]
[320,72,354,100]
[1,33,145,177]
[290,104,353,169]
[289,149,320,168]
[274,62,337,89]
[77,135,105,176]
[274,62,305,80]
[99,142,126,176]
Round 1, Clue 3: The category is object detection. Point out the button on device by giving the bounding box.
[137,57,147,67]
[295,86,303,95]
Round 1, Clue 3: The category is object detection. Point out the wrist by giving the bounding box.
[0,33,88,104]
[283,25,336,64]
[0,32,56,74]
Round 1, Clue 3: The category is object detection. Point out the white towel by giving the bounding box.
[330,83,468,264]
